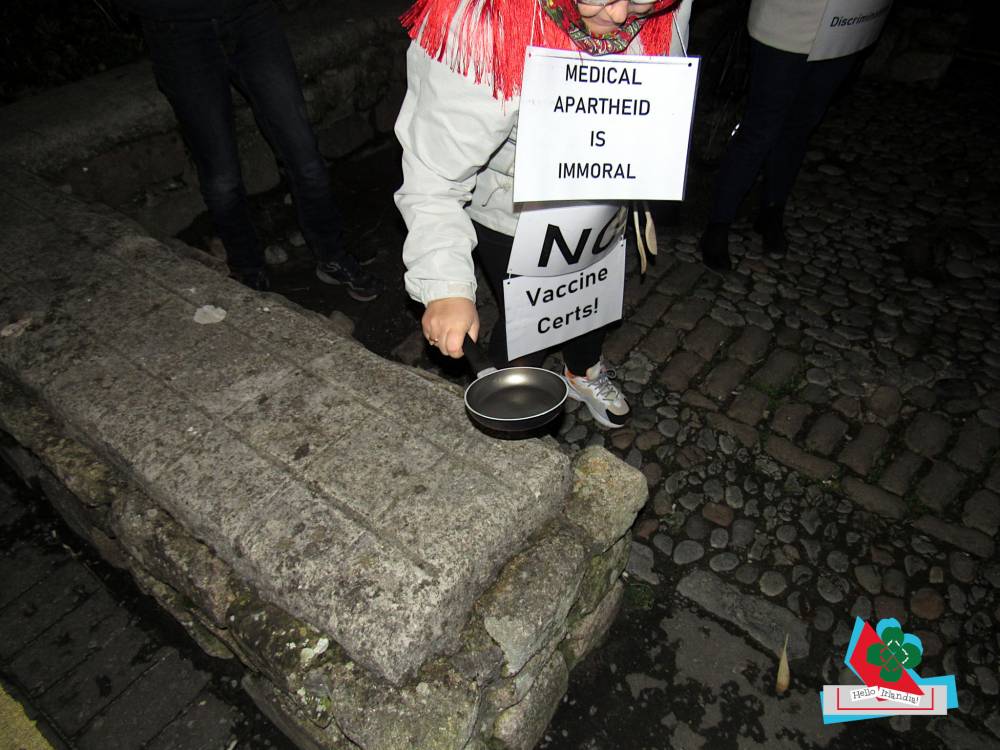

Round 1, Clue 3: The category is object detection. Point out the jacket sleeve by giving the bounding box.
[394,42,518,306]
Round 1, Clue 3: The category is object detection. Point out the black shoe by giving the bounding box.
[233,268,271,291]
[316,256,382,301]
[699,223,732,271]
[754,204,788,257]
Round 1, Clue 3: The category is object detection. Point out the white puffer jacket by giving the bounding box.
[394,0,693,307]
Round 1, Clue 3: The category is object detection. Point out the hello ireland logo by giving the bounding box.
[820,617,957,724]
[864,625,922,683]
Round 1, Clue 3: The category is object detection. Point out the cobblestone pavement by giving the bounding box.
[0,464,296,750]
[3,54,999,750]
[527,64,1000,748]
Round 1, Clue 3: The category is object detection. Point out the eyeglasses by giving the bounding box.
[576,1,655,21]
[576,0,654,7]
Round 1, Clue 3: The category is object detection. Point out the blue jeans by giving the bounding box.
[710,39,859,223]
[142,0,344,274]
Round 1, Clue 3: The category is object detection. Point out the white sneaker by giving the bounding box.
[565,361,630,429]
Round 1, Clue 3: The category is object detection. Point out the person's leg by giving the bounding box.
[142,17,264,280]
[222,2,340,259]
[222,1,380,299]
[472,222,546,369]
[760,51,859,210]
[474,221,627,428]
[710,40,810,223]
[562,325,628,428]
[562,331,605,376]
[474,223,606,373]
[701,40,810,270]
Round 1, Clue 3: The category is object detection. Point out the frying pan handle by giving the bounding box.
[463,334,497,378]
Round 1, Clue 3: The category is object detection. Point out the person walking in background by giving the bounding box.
[121,0,382,299]
[699,0,867,272]
[395,0,692,430]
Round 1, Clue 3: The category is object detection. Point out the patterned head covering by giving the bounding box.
[539,0,677,56]
[402,0,678,99]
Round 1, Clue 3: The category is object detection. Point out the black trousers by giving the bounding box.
[710,38,859,223]
[142,0,345,274]
[473,221,604,374]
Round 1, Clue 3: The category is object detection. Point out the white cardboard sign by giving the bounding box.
[809,0,893,61]
[504,241,625,360]
[513,47,699,203]
[508,201,626,277]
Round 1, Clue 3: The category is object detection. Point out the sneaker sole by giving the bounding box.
[346,288,379,302]
[565,386,629,430]
[316,268,379,301]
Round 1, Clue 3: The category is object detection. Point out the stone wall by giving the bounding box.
[0,381,644,749]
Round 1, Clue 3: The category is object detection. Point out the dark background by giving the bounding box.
[1,0,994,107]
[0,0,311,104]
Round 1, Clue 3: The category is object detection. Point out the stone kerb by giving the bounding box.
[1,370,644,749]
[0,161,646,747]
[0,166,567,684]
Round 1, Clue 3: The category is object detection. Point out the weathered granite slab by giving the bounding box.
[3,365,642,750]
[0,173,570,684]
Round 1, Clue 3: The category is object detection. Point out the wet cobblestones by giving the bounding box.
[532,63,1000,749]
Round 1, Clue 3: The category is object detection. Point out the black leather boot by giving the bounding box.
[754,204,788,257]
[699,222,732,271]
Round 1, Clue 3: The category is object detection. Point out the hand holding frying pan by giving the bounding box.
[462,335,568,433]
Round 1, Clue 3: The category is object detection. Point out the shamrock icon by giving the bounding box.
[866,626,923,682]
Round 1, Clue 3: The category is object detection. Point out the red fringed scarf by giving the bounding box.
[402,0,677,100]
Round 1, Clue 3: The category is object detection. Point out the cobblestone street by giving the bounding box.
[0,463,297,750]
[2,27,999,750]
[529,57,1000,749]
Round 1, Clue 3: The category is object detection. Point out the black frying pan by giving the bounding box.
[462,336,568,433]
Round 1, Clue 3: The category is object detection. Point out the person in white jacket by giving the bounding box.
[395,0,692,429]
[699,0,864,271]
